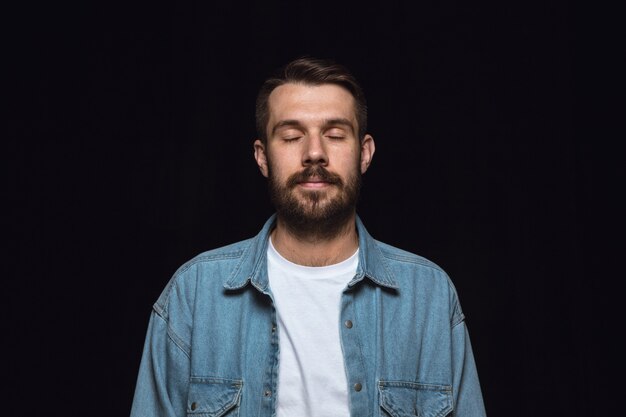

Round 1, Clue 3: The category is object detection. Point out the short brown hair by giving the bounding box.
[255,57,368,143]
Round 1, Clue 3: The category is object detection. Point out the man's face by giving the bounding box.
[254,83,375,236]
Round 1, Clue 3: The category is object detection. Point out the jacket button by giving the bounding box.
[345,320,353,329]
[354,383,362,392]
[191,402,197,410]
[264,390,272,397]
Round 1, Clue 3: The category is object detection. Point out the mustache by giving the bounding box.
[286,166,343,188]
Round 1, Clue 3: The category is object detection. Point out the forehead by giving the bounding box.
[267,83,357,126]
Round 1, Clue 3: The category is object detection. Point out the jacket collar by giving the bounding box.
[224,214,398,292]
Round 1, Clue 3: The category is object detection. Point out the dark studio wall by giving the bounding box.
[8,1,609,416]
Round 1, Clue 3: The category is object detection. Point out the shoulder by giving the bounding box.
[153,237,254,316]
[173,238,253,276]
[373,239,452,287]
[371,239,465,325]
[375,240,447,274]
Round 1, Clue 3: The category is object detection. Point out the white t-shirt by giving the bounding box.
[267,238,358,417]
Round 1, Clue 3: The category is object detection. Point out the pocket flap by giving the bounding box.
[379,380,452,417]
[187,377,243,417]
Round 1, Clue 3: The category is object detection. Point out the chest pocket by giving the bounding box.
[379,380,452,417]
[187,377,243,417]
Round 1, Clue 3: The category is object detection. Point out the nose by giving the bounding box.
[302,133,328,166]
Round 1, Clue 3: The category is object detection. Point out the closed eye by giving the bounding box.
[324,126,348,140]
[283,136,302,142]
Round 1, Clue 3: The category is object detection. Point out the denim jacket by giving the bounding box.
[131,215,486,417]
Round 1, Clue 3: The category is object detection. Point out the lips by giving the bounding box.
[298,176,329,184]
[298,178,331,189]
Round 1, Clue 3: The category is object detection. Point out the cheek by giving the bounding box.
[267,149,300,172]
[345,149,362,169]
[266,156,291,183]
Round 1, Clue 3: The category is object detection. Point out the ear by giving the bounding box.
[360,134,375,174]
[254,139,269,178]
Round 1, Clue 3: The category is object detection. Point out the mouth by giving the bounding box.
[287,167,342,190]
[297,177,332,189]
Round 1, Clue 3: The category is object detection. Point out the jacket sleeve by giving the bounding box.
[130,278,194,417]
[450,320,487,416]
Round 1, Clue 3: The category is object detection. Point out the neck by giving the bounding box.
[271,213,359,267]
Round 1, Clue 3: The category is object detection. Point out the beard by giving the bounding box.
[267,162,361,240]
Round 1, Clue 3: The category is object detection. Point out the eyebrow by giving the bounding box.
[271,120,302,136]
[271,118,355,136]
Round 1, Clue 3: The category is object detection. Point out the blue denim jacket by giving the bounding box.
[131,215,486,417]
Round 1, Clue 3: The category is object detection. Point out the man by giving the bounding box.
[130,57,486,417]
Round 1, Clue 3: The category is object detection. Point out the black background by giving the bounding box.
[6,1,615,416]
